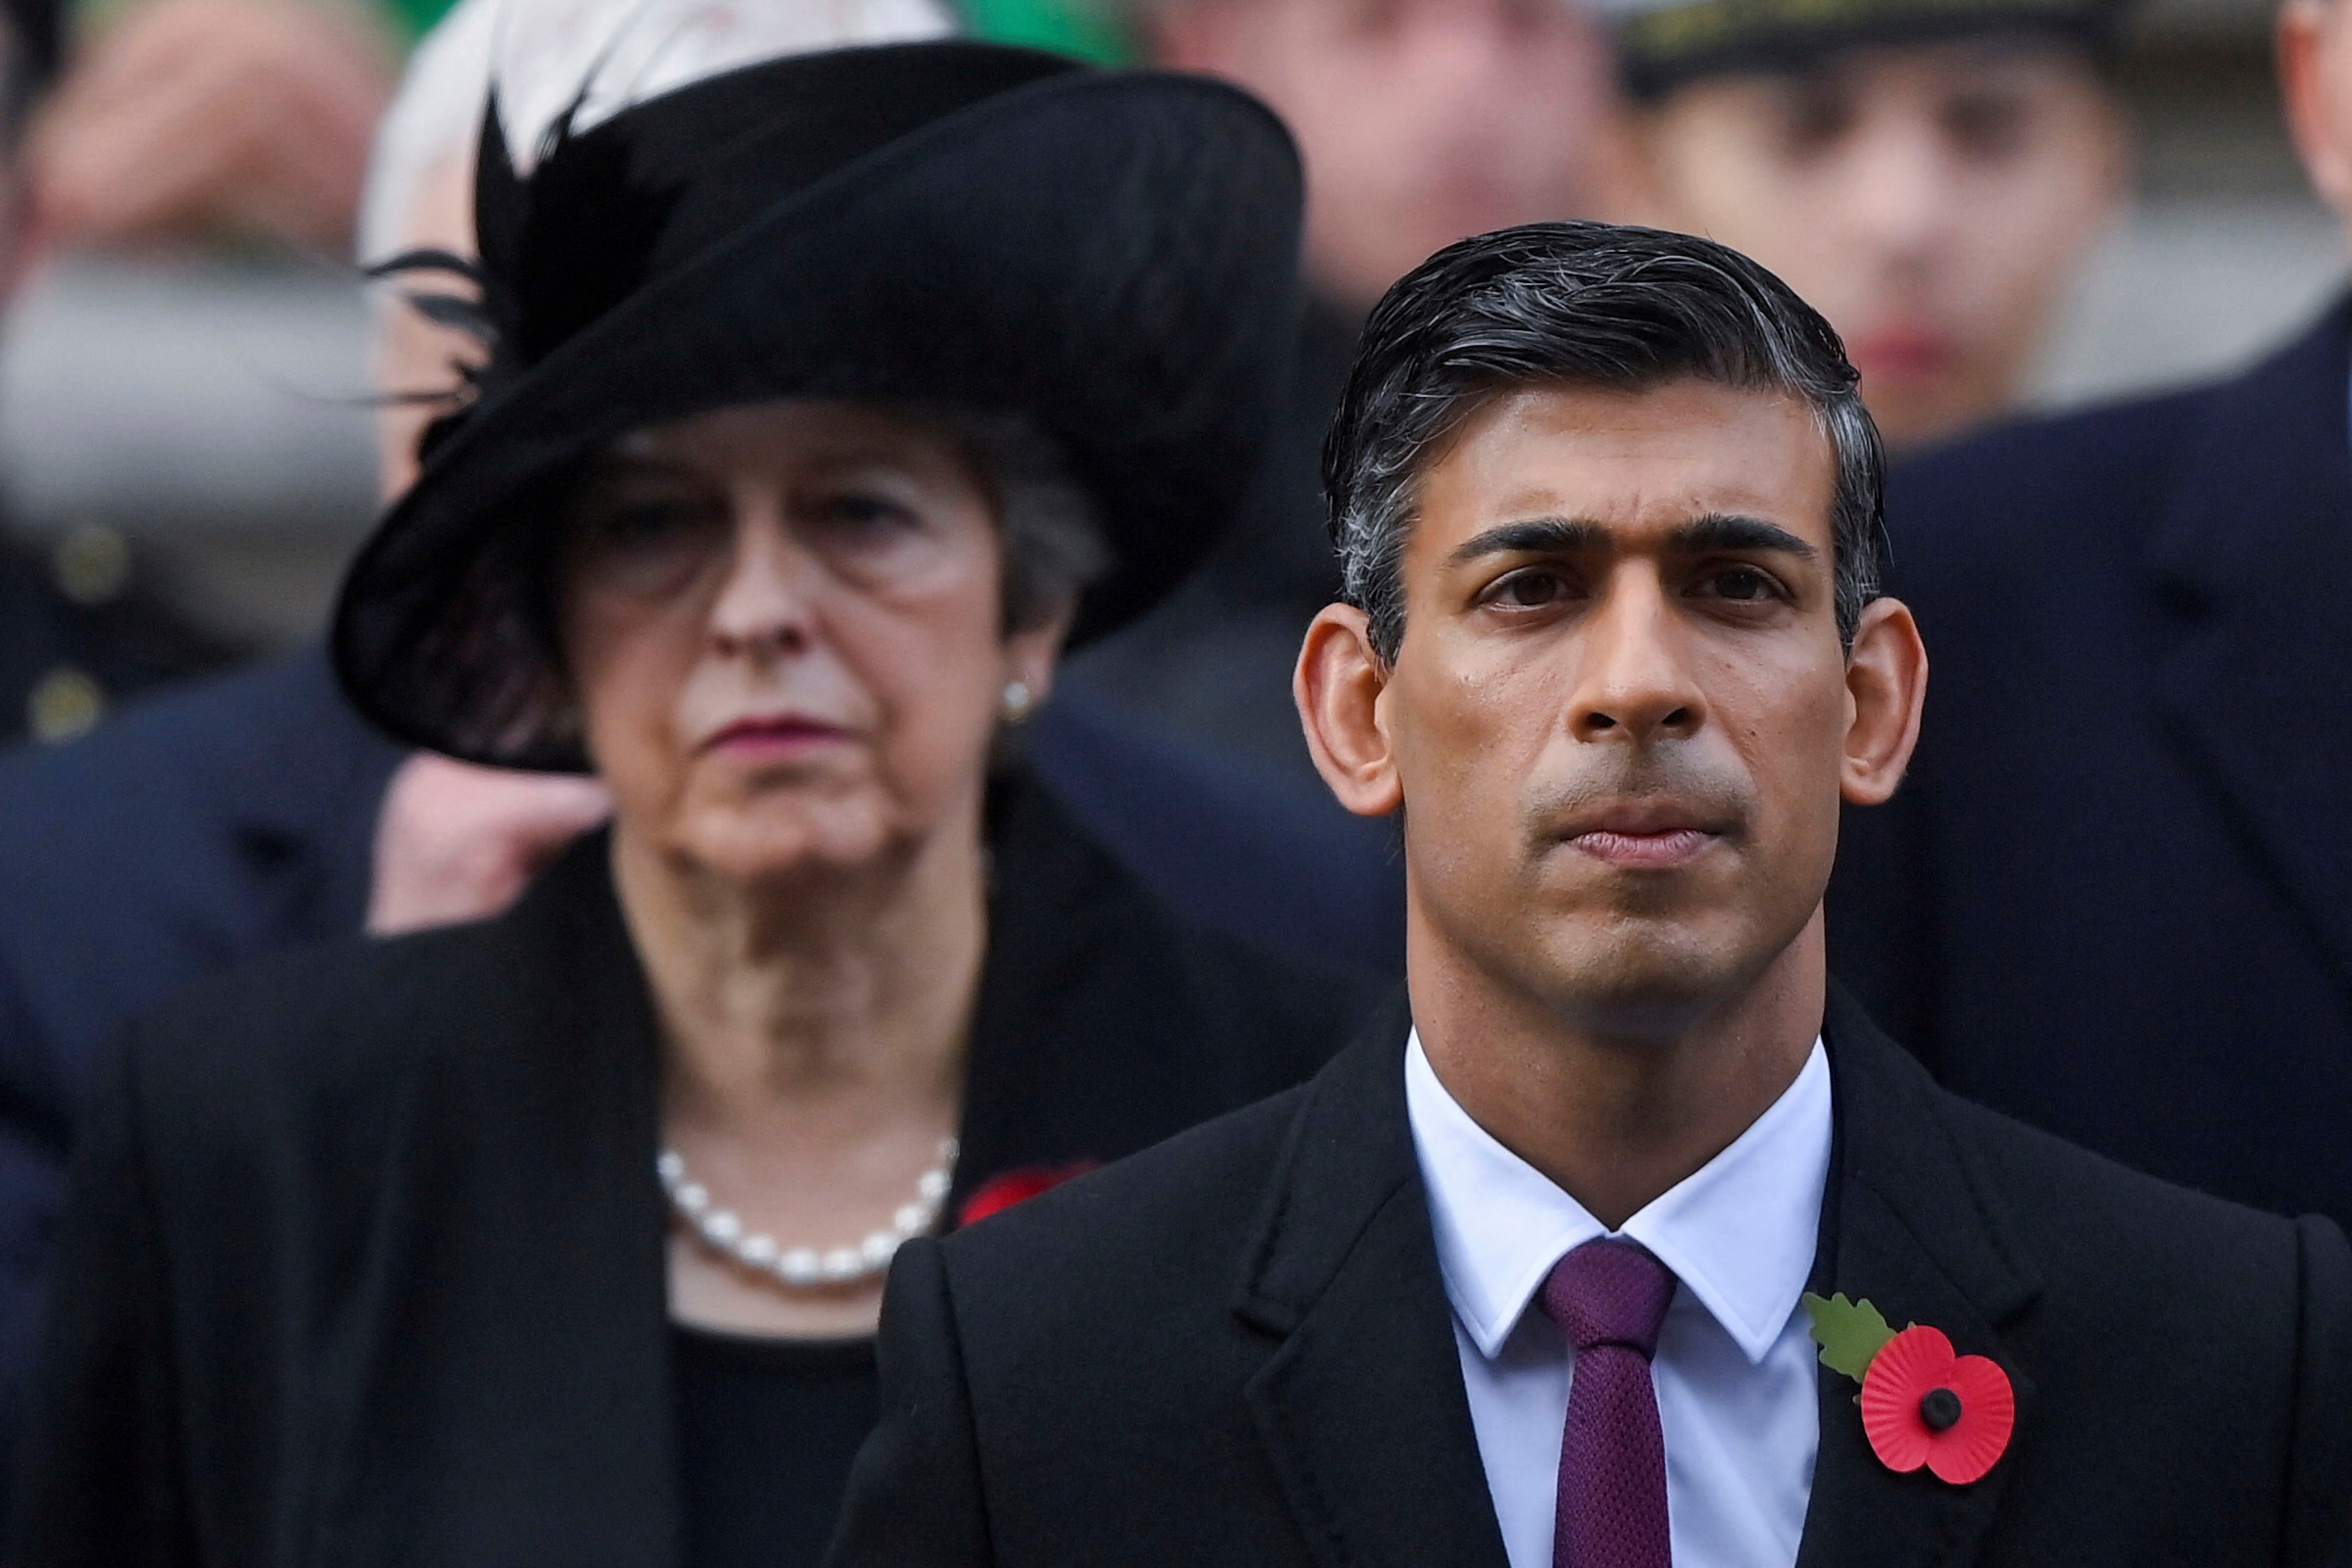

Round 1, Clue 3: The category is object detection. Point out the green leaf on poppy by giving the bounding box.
[1802,1291,1898,1383]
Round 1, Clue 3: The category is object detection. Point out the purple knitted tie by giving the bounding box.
[1539,1238,1679,1568]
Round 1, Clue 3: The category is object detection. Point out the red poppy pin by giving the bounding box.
[1801,1291,2015,1485]
[956,1161,1099,1227]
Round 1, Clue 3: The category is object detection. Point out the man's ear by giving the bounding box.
[1295,603,1404,817]
[1840,596,1927,806]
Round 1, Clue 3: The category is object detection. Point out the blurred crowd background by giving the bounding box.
[0,0,2333,727]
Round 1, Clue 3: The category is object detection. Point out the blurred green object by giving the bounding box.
[378,0,456,41]
[957,0,1133,64]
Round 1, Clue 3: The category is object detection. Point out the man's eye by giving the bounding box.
[1776,83,1856,158]
[1701,567,1776,602]
[1945,91,2029,161]
[1493,570,1569,608]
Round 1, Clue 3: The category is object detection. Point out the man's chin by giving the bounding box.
[1521,926,1747,1042]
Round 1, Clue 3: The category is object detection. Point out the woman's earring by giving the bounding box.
[1002,680,1034,723]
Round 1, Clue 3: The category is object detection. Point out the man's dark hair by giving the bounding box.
[1324,221,1888,662]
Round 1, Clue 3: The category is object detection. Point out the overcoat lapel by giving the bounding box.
[2145,300,2352,993]
[1794,989,2043,1568]
[1234,1003,1512,1568]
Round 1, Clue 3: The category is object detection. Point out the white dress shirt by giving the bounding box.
[1404,1031,1831,1568]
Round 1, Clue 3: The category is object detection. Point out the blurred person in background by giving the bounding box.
[1065,0,1637,788]
[24,0,394,256]
[11,37,1378,1567]
[1613,0,2134,449]
[1144,0,1634,312]
[0,0,237,747]
[1826,0,2352,1233]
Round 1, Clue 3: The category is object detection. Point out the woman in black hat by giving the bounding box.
[9,40,1370,1568]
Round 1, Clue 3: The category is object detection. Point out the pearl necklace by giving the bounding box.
[657,1137,959,1290]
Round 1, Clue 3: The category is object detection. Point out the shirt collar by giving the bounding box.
[1405,1028,1831,1366]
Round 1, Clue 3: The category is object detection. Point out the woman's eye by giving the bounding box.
[1492,570,1570,609]
[817,491,918,533]
[589,499,703,549]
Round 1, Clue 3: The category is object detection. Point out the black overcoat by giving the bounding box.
[830,989,2352,1566]
[7,774,1377,1568]
[1829,300,2352,1229]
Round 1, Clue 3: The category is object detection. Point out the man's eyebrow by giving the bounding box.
[1442,512,1820,568]
[1444,517,1609,568]
[1669,513,1818,559]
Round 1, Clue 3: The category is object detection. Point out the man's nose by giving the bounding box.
[1567,572,1706,744]
[708,510,816,658]
[1398,0,1527,93]
[1841,113,1961,262]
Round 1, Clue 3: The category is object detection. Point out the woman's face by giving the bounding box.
[561,400,1064,882]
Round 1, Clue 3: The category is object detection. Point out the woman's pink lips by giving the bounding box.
[1569,827,1719,868]
[700,717,852,756]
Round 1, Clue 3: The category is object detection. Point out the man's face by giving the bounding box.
[1640,39,2126,449]
[1155,0,1631,310]
[1377,380,1853,1034]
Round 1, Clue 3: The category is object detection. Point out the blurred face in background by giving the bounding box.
[1153,0,1634,311]
[0,29,40,304]
[2279,0,2352,245]
[1637,38,2129,449]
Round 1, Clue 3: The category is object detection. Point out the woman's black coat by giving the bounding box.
[8,774,1378,1567]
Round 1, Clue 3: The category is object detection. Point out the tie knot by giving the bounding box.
[1539,1239,1678,1358]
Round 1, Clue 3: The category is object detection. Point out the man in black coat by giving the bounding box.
[1826,0,2352,1232]
[828,224,2352,1567]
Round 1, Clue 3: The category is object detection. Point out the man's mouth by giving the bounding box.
[1555,799,1731,868]
[1566,827,1720,868]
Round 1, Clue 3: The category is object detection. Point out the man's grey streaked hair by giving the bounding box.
[1324,220,1888,663]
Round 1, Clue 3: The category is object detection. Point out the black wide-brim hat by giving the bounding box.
[334,41,1305,771]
